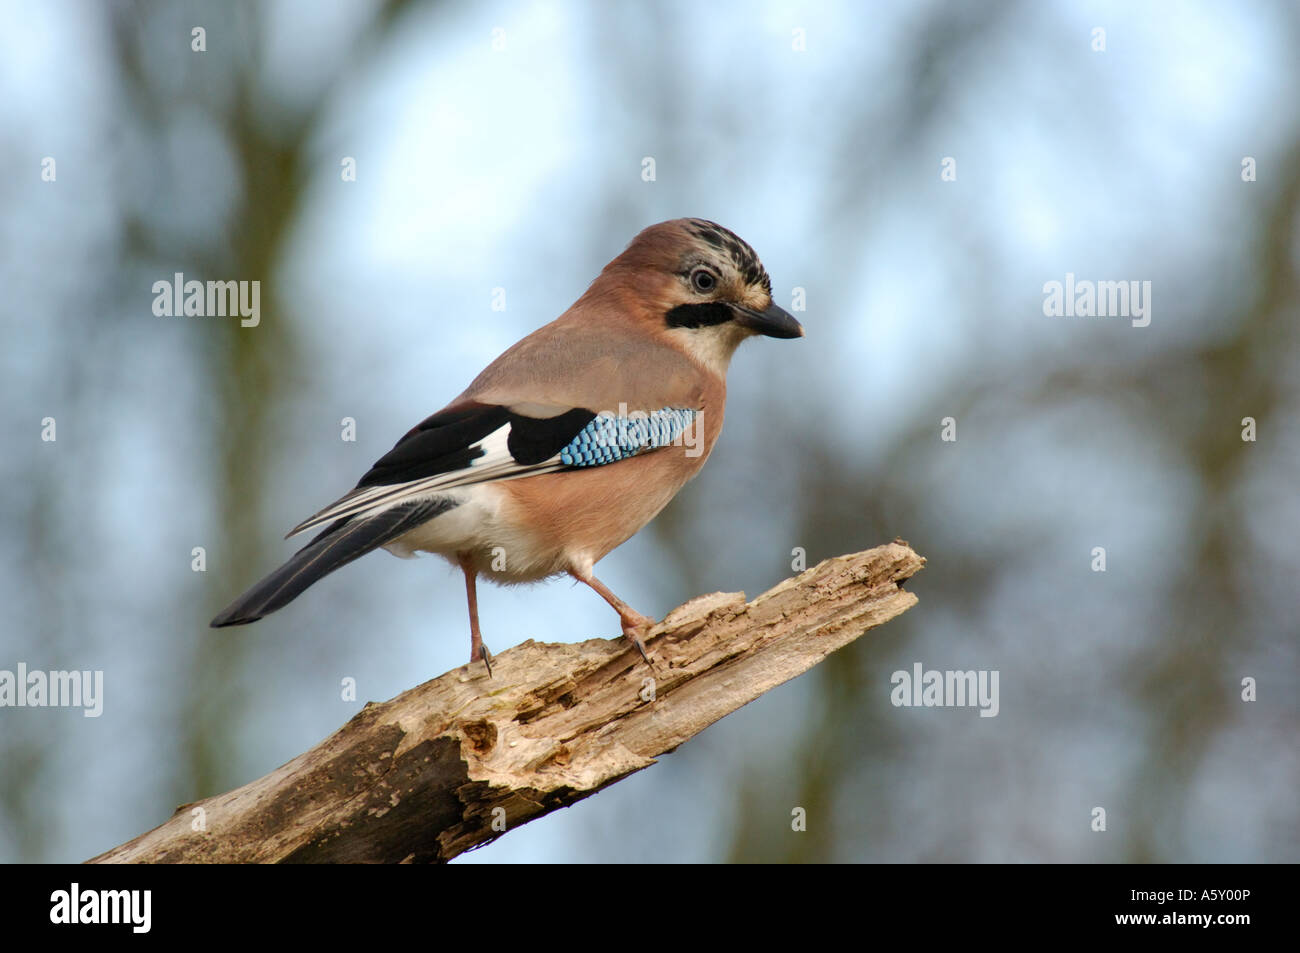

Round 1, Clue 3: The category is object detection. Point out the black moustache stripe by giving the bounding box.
[665,301,733,329]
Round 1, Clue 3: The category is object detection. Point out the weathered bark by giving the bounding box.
[89,541,924,864]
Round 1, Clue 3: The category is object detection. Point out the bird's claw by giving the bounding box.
[472,642,494,678]
[621,618,656,670]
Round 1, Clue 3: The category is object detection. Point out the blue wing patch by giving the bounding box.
[559,408,698,467]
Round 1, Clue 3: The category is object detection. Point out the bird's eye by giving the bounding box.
[690,269,717,294]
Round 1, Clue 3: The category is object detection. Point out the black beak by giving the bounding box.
[732,301,804,339]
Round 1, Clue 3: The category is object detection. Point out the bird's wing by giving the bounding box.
[287,400,702,537]
[286,322,709,540]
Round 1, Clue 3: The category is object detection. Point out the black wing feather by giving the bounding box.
[505,407,597,464]
[356,404,510,488]
[354,403,597,487]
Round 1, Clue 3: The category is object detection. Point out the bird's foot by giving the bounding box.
[471,641,494,678]
[620,613,656,668]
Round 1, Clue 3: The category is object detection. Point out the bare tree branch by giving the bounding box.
[89,542,924,864]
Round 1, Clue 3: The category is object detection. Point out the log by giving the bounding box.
[89,541,924,863]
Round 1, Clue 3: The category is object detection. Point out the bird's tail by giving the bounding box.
[210,498,454,627]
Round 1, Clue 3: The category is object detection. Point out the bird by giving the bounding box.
[210,218,803,673]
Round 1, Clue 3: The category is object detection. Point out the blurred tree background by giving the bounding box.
[2,0,1296,862]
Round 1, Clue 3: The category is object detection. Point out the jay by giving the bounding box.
[211,218,803,671]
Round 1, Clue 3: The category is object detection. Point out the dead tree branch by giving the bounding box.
[89,541,924,863]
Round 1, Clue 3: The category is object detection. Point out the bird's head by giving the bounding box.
[592,218,803,370]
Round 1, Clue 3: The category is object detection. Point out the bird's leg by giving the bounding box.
[569,567,655,664]
[458,553,492,676]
